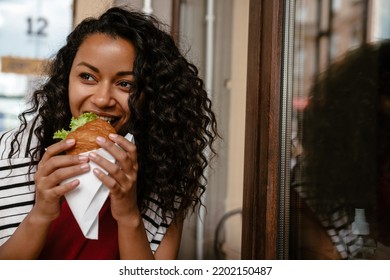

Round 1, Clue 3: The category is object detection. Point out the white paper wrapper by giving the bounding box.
[62,133,134,239]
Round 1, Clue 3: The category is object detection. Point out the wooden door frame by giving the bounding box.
[241,0,284,259]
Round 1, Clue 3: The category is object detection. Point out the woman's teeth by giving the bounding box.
[98,116,115,123]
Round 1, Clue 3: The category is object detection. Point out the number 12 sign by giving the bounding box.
[0,0,73,59]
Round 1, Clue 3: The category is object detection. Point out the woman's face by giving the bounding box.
[68,33,136,132]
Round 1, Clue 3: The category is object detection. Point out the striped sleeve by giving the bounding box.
[0,158,36,245]
[292,161,358,259]
[0,117,39,160]
[142,193,181,253]
[0,120,38,245]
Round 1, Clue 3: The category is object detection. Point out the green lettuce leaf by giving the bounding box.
[53,129,70,140]
[69,112,98,131]
[53,112,98,140]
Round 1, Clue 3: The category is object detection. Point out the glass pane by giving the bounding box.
[177,0,249,259]
[287,0,390,259]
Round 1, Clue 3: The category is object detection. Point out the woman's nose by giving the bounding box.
[90,84,116,108]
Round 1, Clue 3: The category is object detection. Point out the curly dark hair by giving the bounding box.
[11,7,218,220]
[301,40,390,223]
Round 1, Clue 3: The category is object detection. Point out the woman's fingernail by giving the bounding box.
[96,136,106,143]
[80,163,90,170]
[70,179,80,188]
[93,168,102,176]
[78,155,88,162]
[109,133,118,139]
[66,139,75,145]
[89,152,97,159]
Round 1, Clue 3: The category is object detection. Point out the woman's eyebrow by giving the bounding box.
[76,62,134,76]
[117,70,134,76]
[77,61,99,73]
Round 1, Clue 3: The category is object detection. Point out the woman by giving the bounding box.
[0,7,218,259]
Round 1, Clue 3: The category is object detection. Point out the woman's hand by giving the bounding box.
[33,139,90,222]
[88,134,139,223]
[0,139,92,259]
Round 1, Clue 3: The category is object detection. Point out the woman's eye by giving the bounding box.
[118,81,133,91]
[80,73,95,81]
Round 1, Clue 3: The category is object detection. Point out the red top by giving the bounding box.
[38,199,119,260]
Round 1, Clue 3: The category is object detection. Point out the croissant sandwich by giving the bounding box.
[53,112,116,155]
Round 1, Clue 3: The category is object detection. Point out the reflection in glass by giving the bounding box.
[287,0,390,259]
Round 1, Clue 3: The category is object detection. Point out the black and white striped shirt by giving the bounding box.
[291,155,367,259]
[0,119,173,254]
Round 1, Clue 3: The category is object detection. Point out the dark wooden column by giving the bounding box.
[241,0,284,259]
[171,0,181,44]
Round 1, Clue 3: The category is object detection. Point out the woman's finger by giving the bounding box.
[41,139,76,162]
[47,162,91,186]
[96,134,138,171]
[89,151,133,182]
[37,154,89,179]
[92,168,122,195]
[49,179,81,198]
